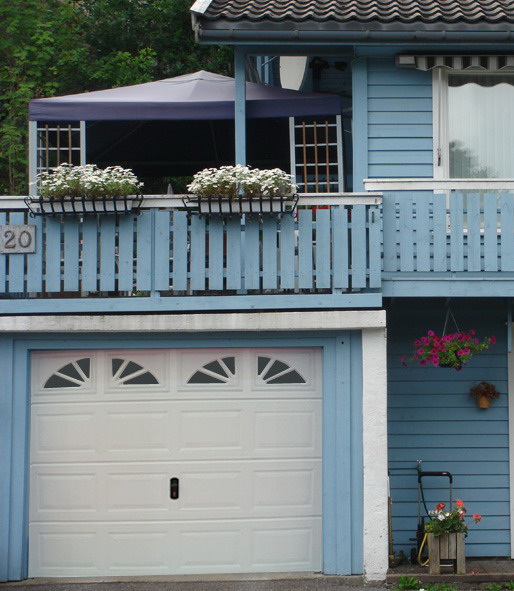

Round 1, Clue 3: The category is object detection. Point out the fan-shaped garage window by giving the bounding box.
[257,356,306,384]
[112,358,159,385]
[44,358,91,389]
[188,356,236,384]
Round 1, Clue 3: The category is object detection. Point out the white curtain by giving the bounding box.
[448,74,514,178]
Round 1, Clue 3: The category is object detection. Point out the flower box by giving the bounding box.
[183,194,298,215]
[24,194,143,216]
[28,164,144,216]
[186,165,298,215]
[428,532,465,574]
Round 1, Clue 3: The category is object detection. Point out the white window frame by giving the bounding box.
[433,67,514,180]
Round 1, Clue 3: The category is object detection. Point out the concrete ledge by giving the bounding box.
[0,310,386,333]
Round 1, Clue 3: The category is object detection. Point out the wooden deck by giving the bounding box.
[387,558,514,584]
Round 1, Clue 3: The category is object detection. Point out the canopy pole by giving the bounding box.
[234,47,247,166]
[28,121,37,196]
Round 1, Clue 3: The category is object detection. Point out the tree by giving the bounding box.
[0,0,232,194]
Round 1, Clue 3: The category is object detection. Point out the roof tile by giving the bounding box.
[201,0,514,24]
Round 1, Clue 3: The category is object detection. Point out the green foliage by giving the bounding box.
[503,583,514,590]
[393,575,421,590]
[0,0,232,195]
[423,584,458,591]
[0,0,86,194]
[484,584,502,591]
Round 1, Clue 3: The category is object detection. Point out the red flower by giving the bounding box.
[436,502,445,511]
[473,514,482,523]
[456,499,464,507]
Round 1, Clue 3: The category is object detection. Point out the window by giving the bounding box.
[437,71,514,178]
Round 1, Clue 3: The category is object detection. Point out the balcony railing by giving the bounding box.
[365,179,514,297]
[0,194,382,313]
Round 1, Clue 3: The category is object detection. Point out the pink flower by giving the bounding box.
[490,336,497,345]
[420,360,427,367]
[427,330,435,337]
[421,337,429,345]
[418,348,425,355]
[469,329,476,335]
[443,335,452,342]
[432,357,440,366]
[415,340,421,347]
[400,355,407,366]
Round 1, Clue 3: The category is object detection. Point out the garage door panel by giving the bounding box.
[253,408,320,454]
[250,520,322,570]
[105,410,172,453]
[31,410,98,459]
[32,400,321,463]
[179,410,244,452]
[29,527,101,576]
[31,460,321,522]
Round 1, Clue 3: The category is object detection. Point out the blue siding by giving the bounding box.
[367,60,433,179]
[388,300,510,558]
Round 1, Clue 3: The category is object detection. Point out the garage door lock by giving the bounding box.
[170,477,179,500]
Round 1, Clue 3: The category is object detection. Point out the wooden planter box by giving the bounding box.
[428,532,465,574]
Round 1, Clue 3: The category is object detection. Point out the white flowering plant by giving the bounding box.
[35,163,143,200]
[187,165,297,200]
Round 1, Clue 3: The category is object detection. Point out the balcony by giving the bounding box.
[0,194,382,314]
[3,182,514,314]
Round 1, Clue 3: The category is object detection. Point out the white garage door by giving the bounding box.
[29,348,322,577]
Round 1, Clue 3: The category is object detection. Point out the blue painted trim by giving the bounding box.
[352,58,368,192]
[234,48,247,166]
[0,337,14,582]
[322,340,337,573]
[1,330,365,580]
[0,293,383,314]
[382,280,514,298]
[509,305,513,354]
[9,342,30,580]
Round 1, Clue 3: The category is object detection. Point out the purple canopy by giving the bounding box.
[29,70,342,121]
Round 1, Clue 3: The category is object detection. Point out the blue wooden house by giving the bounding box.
[1,0,514,583]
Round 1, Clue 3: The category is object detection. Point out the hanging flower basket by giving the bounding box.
[27,164,144,216]
[401,329,496,370]
[185,165,298,215]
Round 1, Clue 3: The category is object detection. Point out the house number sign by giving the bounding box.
[0,225,36,254]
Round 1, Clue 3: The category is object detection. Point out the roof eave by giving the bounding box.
[194,19,514,45]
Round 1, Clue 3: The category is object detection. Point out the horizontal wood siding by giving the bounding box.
[368,60,433,179]
[388,301,509,557]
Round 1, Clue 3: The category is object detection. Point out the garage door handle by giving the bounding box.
[170,477,179,500]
